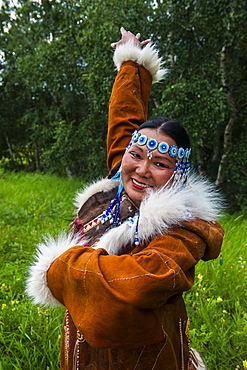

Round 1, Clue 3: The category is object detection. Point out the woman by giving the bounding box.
[27,28,224,370]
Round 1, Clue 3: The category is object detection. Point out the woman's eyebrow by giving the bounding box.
[132,144,144,152]
[153,154,173,164]
[132,145,174,165]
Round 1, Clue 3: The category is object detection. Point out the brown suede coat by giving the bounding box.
[45,60,224,370]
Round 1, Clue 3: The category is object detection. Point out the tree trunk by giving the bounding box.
[215,45,236,186]
[215,114,237,186]
[5,135,15,163]
[35,141,42,171]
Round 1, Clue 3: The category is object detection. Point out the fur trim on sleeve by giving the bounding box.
[113,40,167,83]
[26,233,85,306]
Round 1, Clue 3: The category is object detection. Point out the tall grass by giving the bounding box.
[185,213,247,369]
[0,170,82,369]
[0,170,246,369]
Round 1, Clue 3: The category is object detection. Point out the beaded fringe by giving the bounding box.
[65,309,85,370]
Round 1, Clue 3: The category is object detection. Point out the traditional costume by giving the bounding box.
[27,41,224,370]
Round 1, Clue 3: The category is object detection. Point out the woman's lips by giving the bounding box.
[132,178,152,190]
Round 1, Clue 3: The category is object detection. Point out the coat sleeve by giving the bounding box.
[26,219,223,348]
[107,61,152,171]
[107,42,165,172]
[39,221,222,349]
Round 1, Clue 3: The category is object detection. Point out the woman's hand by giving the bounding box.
[111,27,151,49]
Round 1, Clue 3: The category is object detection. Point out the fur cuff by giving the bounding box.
[113,40,167,83]
[26,233,83,306]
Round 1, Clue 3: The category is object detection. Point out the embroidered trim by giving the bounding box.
[186,318,193,370]
[179,317,185,370]
[64,309,70,366]
[83,214,103,233]
[74,330,85,370]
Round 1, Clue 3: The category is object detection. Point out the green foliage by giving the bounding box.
[150,0,247,190]
[0,0,247,205]
[0,171,246,369]
[152,79,227,176]
[221,131,247,209]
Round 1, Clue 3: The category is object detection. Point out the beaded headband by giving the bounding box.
[130,130,191,161]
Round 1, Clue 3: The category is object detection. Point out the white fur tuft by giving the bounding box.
[113,41,167,83]
[191,348,208,369]
[93,215,139,255]
[26,233,86,306]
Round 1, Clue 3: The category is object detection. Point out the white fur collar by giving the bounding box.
[76,172,223,255]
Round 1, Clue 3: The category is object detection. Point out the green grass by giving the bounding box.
[184,212,247,369]
[0,170,246,369]
[0,170,82,370]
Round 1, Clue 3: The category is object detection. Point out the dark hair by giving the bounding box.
[139,116,191,149]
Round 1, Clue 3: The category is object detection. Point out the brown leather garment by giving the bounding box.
[47,210,223,369]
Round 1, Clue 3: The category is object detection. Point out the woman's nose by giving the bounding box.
[135,160,151,177]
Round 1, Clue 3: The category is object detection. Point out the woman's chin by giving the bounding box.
[125,186,146,206]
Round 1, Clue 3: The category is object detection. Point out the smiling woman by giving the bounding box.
[27,27,224,370]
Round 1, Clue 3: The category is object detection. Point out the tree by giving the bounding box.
[149,0,247,207]
[0,0,246,207]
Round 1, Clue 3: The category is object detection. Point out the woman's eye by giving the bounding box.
[130,151,141,159]
[155,162,170,169]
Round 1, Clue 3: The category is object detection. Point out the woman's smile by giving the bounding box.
[131,178,153,190]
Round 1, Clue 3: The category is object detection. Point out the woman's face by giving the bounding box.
[121,128,177,206]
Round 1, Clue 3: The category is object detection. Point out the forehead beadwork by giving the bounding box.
[147,139,158,150]
[132,131,140,142]
[169,145,178,157]
[158,142,169,154]
[185,148,191,158]
[137,134,147,146]
[130,130,191,162]
[178,147,185,159]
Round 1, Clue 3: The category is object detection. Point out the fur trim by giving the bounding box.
[113,40,167,83]
[26,233,86,306]
[74,179,119,211]
[191,348,208,369]
[93,172,223,255]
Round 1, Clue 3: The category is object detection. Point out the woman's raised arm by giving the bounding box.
[107,27,165,171]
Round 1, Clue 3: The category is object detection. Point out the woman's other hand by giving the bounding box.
[111,27,151,49]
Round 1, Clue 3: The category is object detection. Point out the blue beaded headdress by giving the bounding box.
[130,130,191,184]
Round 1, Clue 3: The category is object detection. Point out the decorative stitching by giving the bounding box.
[179,317,185,370]
[57,258,104,277]
[107,273,157,283]
[133,346,146,370]
[151,341,166,370]
[146,250,178,290]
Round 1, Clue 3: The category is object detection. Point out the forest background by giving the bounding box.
[0,0,247,211]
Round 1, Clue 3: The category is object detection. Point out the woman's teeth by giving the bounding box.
[132,179,151,188]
